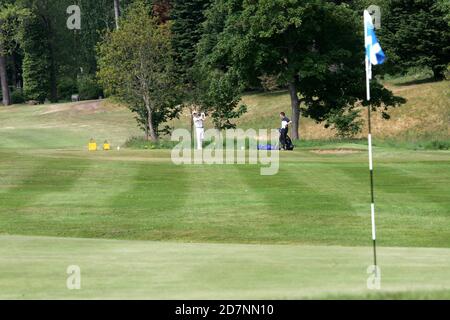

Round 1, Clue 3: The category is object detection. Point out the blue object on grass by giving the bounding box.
[257,144,277,150]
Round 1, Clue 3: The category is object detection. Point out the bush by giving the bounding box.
[426,140,449,150]
[11,90,25,104]
[325,109,363,138]
[57,77,77,101]
[77,75,103,100]
[124,136,180,149]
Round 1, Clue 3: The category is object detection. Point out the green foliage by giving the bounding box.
[57,77,77,101]
[194,0,249,130]
[325,109,364,138]
[198,0,405,138]
[77,0,118,74]
[381,0,450,80]
[171,0,211,76]
[171,0,212,109]
[97,1,181,141]
[77,74,102,100]
[0,3,30,54]
[21,12,51,103]
[10,89,25,104]
[199,68,247,130]
[124,136,180,149]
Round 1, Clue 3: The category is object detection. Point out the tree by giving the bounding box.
[97,1,181,141]
[18,0,74,102]
[77,0,118,75]
[113,0,120,29]
[199,67,247,130]
[0,3,28,105]
[381,0,450,80]
[171,0,210,78]
[198,0,405,139]
[21,11,52,103]
[171,0,211,131]
[153,0,172,23]
[194,0,248,130]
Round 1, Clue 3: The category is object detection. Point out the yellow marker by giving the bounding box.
[88,138,97,151]
[103,140,111,151]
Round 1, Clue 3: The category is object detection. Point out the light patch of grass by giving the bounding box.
[1,235,449,300]
[0,100,140,149]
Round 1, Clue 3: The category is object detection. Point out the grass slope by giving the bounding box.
[167,80,449,142]
[0,100,140,149]
[1,235,449,300]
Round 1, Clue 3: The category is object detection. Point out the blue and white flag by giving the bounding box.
[364,10,385,79]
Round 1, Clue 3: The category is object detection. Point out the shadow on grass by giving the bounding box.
[392,76,439,87]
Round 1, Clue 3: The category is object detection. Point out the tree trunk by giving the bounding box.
[144,97,158,142]
[188,105,195,146]
[432,65,445,81]
[49,49,58,102]
[114,0,121,30]
[147,111,158,142]
[10,54,17,89]
[44,17,58,102]
[288,81,300,140]
[0,43,11,106]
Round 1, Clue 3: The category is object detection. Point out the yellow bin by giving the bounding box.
[103,140,111,151]
[88,139,97,151]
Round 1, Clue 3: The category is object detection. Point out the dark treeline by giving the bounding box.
[0,0,448,140]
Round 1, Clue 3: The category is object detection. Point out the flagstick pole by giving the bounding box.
[365,53,377,270]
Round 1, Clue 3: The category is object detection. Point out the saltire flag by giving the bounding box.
[364,10,385,80]
[363,10,386,274]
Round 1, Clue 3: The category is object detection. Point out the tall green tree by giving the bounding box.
[171,0,211,131]
[21,12,51,103]
[198,0,405,139]
[97,1,181,141]
[195,0,248,130]
[0,3,29,105]
[381,0,450,80]
[18,0,70,102]
[171,0,210,79]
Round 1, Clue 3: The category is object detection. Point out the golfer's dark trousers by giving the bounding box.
[280,128,288,149]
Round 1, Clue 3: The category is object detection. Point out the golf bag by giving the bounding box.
[285,135,294,150]
[279,128,294,151]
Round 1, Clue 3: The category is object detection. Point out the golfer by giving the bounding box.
[279,112,292,150]
[193,111,206,150]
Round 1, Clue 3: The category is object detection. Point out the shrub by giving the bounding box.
[11,90,25,104]
[57,77,77,101]
[77,75,103,100]
[124,136,180,149]
[325,109,364,138]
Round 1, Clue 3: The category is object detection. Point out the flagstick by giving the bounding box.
[365,55,378,270]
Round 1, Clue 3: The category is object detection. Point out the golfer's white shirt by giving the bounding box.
[193,116,204,129]
[281,117,290,129]
[193,116,205,150]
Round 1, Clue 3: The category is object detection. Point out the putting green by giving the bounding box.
[1,235,449,299]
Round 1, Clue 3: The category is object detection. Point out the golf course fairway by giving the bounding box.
[1,96,449,299]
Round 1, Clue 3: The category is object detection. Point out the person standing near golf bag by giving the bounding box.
[193,111,206,150]
[279,112,292,150]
